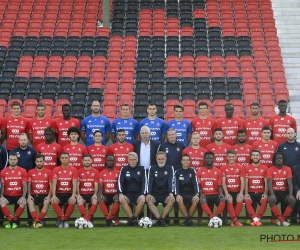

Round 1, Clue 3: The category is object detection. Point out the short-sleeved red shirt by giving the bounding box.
[62,144,88,169]
[87,144,109,172]
[78,168,99,195]
[197,167,222,195]
[206,142,232,169]
[52,166,78,194]
[36,142,63,171]
[182,146,208,171]
[108,142,134,171]
[1,166,27,196]
[245,164,268,193]
[28,168,52,195]
[99,168,120,195]
[220,164,245,193]
[267,165,293,192]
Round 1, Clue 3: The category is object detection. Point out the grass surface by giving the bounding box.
[1,206,300,250]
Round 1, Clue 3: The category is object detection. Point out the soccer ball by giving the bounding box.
[138,217,153,228]
[75,217,88,229]
[208,217,222,228]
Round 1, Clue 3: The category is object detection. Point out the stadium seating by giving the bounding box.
[0,0,287,120]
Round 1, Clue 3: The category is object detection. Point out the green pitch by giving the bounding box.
[1,206,300,250]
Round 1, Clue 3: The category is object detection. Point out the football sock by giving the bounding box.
[235,201,243,217]
[65,204,75,220]
[99,202,110,220]
[271,206,284,223]
[227,202,237,222]
[13,207,24,221]
[52,204,64,220]
[257,198,268,219]
[39,211,46,221]
[30,211,40,223]
[214,202,225,217]
[63,204,68,213]
[245,199,256,219]
[282,207,294,220]
[1,206,12,221]
[197,206,203,218]
[111,202,120,218]
[78,204,87,217]
[88,204,97,218]
[201,204,213,219]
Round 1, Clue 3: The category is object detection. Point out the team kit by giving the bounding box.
[0,100,299,228]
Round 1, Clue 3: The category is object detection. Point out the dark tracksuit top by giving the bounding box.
[118,165,146,195]
[277,141,300,168]
[11,146,37,172]
[158,141,186,171]
[292,164,300,195]
[0,145,8,170]
[174,167,199,196]
[147,164,174,195]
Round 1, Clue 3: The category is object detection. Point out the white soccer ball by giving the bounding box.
[75,217,88,229]
[208,217,223,228]
[138,217,153,228]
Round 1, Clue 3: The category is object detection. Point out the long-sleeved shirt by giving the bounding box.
[277,141,300,168]
[292,164,300,194]
[147,164,174,195]
[0,145,8,170]
[11,146,37,172]
[158,141,186,170]
[118,165,146,195]
[174,167,199,196]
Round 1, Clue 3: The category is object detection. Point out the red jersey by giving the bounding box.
[108,142,134,171]
[99,168,120,194]
[269,114,297,145]
[206,142,232,169]
[220,164,245,193]
[54,118,80,147]
[36,142,63,171]
[196,167,222,195]
[243,118,268,145]
[63,143,88,170]
[29,117,55,149]
[78,168,99,195]
[28,168,52,195]
[245,164,268,193]
[191,117,216,148]
[231,144,252,167]
[87,144,109,172]
[267,165,292,192]
[52,166,78,194]
[252,140,278,168]
[5,116,30,150]
[1,166,27,196]
[182,146,208,171]
[216,117,244,146]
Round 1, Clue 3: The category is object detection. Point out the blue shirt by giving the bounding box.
[277,141,300,168]
[11,146,37,172]
[158,141,186,171]
[139,117,167,143]
[81,115,111,147]
[167,119,192,146]
[111,118,139,144]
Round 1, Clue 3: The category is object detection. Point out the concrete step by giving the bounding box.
[274,16,300,21]
[274,11,300,16]
[282,58,300,63]
[276,33,300,38]
[281,53,300,58]
[284,68,300,74]
[286,85,300,90]
[275,24,300,30]
[279,39,300,44]
[277,29,299,34]
[275,20,300,25]
[286,79,300,85]
[283,63,300,68]
[279,44,300,48]
[272,3,300,7]
[285,73,300,78]
[281,48,300,53]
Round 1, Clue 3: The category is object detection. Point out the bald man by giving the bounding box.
[277,128,300,168]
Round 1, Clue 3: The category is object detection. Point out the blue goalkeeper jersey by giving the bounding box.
[139,117,167,143]
[111,118,139,144]
[80,115,111,147]
[167,119,192,146]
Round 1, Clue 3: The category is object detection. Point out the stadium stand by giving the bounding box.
[0,0,288,122]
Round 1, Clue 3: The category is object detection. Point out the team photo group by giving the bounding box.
[0,99,300,229]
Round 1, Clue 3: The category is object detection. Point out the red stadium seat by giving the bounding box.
[23,99,38,112]
[181,56,194,68]
[34,56,48,68]
[166,67,180,78]
[31,67,46,79]
[61,67,76,79]
[166,100,181,113]
[274,88,289,103]
[242,78,256,89]
[21,111,35,120]
[256,67,270,79]
[259,88,273,101]
[225,56,239,68]
[196,67,210,78]
[107,57,121,68]
[90,77,104,89]
[254,57,268,68]
[55,99,69,112]
[17,67,31,79]
[93,56,106,68]
[91,67,105,79]
[271,67,285,79]
[213,100,227,116]
[166,56,180,68]
[8,99,23,110]
[196,56,209,68]
[40,99,55,114]
[181,100,196,113]
[240,56,253,68]
[64,56,77,68]
[257,78,272,90]
[78,56,92,68]
[46,67,60,78]
[183,112,196,122]
[49,56,63,68]
[241,67,255,79]
[243,89,258,102]
[53,111,63,119]
[226,67,240,78]
[273,78,287,90]
[76,67,90,78]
